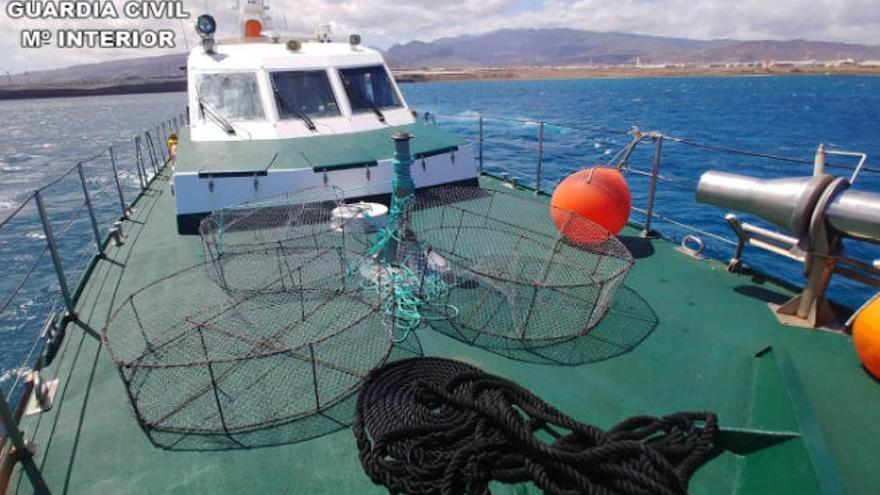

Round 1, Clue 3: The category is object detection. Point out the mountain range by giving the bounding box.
[2,53,186,87]
[3,28,880,93]
[386,28,880,68]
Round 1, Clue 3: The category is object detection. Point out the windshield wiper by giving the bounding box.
[270,78,317,131]
[341,77,386,123]
[196,93,236,135]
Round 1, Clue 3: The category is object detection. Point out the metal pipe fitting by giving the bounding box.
[696,171,833,238]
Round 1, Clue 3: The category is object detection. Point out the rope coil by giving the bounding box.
[355,358,717,495]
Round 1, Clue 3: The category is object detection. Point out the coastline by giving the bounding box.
[393,65,880,83]
[1,65,878,101]
[0,79,186,101]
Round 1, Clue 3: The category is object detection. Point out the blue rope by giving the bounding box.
[366,192,411,259]
[358,261,459,343]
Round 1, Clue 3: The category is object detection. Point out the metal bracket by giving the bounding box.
[7,439,38,460]
[771,177,849,332]
[24,373,58,416]
[110,221,127,246]
[676,235,706,259]
[42,311,61,349]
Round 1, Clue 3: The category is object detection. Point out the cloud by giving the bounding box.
[1,0,878,73]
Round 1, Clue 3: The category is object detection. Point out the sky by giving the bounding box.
[1,0,879,73]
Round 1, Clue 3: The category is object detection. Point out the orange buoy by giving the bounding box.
[853,295,880,379]
[550,167,631,243]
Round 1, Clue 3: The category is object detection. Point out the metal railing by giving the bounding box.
[0,112,187,492]
[428,111,878,287]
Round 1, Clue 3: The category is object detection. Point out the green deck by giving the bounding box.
[175,122,465,175]
[5,169,880,495]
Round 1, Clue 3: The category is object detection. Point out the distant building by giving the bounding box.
[828,59,856,67]
[769,60,817,68]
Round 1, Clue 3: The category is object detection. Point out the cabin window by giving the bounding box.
[339,66,401,112]
[195,72,264,120]
[270,70,340,119]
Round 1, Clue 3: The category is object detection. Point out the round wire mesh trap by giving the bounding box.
[199,186,373,292]
[401,186,634,347]
[102,261,393,437]
[205,245,361,294]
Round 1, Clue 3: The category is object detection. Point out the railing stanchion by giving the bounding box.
[1,390,50,493]
[478,114,484,174]
[34,191,75,316]
[642,134,664,237]
[813,143,826,176]
[76,162,103,254]
[108,146,128,219]
[535,121,544,194]
[156,126,167,164]
[145,132,159,174]
[133,137,146,190]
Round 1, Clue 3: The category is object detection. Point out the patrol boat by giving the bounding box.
[2,2,880,494]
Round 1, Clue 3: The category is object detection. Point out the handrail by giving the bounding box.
[426,110,874,273]
[0,113,186,492]
[453,112,872,173]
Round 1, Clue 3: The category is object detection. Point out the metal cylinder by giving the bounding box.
[826,189,880,243]
[696,171,832,238]
[391,132,414,198]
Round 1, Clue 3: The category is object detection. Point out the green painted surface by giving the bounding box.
[7,172,880,495]
[174,122,465,175]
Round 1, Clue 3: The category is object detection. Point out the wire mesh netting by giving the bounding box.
[102,260,394,440]
[397,186,634,349]
[105,179,635,446]
[199,186,374,293]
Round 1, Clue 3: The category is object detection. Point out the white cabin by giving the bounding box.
[172,7,477,233]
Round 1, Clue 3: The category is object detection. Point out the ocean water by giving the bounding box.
[1,76,879,401]
[0,93,186,399]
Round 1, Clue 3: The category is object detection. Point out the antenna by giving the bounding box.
[178,19,191,50]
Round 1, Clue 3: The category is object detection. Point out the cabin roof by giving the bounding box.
[188,41,385,71]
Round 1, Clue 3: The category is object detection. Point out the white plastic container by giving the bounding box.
[331,202,388,233]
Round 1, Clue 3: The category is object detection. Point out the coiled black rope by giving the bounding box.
[354,358,717,495]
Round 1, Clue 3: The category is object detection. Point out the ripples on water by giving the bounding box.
[1,77,879,398]
[0,93,186,397]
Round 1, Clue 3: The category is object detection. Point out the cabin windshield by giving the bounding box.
[270,70,341,119]
[196,72,264,120]
[339,65,401,112]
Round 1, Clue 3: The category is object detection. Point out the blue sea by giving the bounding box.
[1,76,879,401]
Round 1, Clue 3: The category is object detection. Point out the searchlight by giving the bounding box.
[195,14,217,53]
